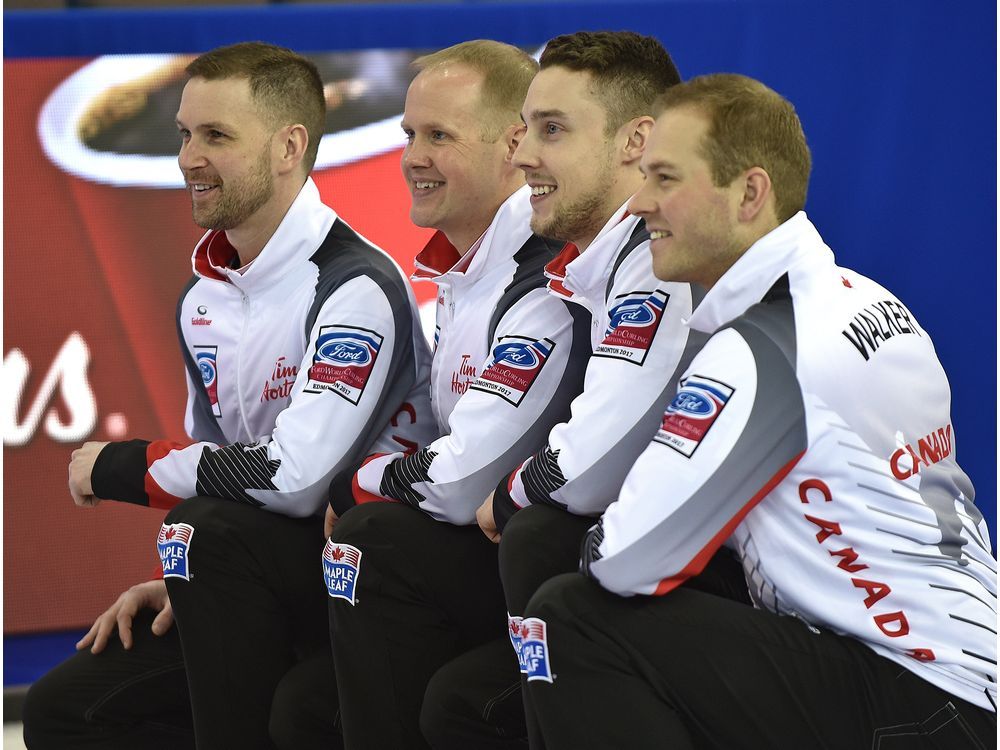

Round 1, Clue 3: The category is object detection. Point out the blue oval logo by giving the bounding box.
[319,340,370,366]
[610,302,654,328]
[669,389,714,417]
[196,354,216,385]
[493,343,538,369]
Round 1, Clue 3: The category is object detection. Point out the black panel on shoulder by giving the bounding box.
[486,233,564,348]
[604,219,651,302]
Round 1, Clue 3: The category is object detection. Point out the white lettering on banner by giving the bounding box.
[3,332,97,446]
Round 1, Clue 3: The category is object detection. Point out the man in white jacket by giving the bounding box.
[524,73,997,749]
[324,39,593,750]
[25,42,434,750]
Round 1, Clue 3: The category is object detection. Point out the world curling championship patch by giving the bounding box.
[305,325,383,404]
[655,374,735,457]
[194,346,222,417]
[157,523,195,580]
[323,540,362,604]
[471,336,555,407]
[595,289,669,366]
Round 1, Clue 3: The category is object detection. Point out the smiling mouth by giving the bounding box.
[649,230,673,240]
[414,181,444,192]
[189,184,219,198]
[530,185,556,197]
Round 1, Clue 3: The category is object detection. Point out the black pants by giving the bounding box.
[22,609,194,750]
[423,504,751,750]
[327,502,508,750]
[162,496,339,750]
[525,573,997,750]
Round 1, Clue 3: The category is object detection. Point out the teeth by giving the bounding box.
[192,184,216,192]
[531,186,556,196]
[415,181,443,189]
[649,230,672,240]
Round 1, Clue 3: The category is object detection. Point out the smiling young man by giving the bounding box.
[323,40,593,750]
[415,31,751,750]
[23,42,434,750]
[522,73,997,749]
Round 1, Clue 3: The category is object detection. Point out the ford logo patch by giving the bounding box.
[610,303,654,327]
[319,340,370,366]
[669,389,714,416]
[196,353,216,385]
[493,343,538,369]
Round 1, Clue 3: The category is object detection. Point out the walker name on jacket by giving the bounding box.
[260,356,298,403]
[888,426,952,480]
[451,354,478,395]
[841,300,920,361]
[4,332,97,446]
[798,477,935,662]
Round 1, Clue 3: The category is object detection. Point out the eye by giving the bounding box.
[177,128,191,142]
[544,122,561,136]
[207,129,226,141]
[402,128,415,143]
[430,130,447,142]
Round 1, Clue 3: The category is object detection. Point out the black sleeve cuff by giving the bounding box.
[91,439,151,505]
[493,478,522,533]
[328,468,359,517]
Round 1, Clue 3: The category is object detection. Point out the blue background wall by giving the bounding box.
[4,0,996,671]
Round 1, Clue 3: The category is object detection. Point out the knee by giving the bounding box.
[420,667,463,748]
[22,671,71,748]
[329,501,422,547]
[163,495,232,532]
[268,677,309,750]
[524,572,594,624]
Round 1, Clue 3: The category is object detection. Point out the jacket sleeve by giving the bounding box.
[350,288,591,525]
[492,254,707,529]
[582,319,807,596]
[92,273,424,518]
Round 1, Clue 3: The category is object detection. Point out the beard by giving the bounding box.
[530,151,614,244]
[189,146,273,231]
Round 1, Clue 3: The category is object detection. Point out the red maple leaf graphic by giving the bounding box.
[841,276,852,288]
[331,547,345,561]
[165,527,176,540]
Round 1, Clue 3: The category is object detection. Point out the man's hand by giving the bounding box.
[76,580,173,655]
[324,505,340,539]
[68,441,109,508]
[476,491,501,544]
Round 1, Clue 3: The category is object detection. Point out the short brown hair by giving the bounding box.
[413,40,538,142]
[655,73,811,222]
[187,42,326,173]
[540,31,680,135]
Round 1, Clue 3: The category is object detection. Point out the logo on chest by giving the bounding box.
[194,346,221,417]
[260,356,298,403]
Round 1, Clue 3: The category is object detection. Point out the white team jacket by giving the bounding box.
[492,201,705,527]
[584,213,997,711]
[347,187,591,525]
[91,179,435,518]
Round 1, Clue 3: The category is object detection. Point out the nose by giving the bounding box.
[401,138,431,171]
[511,129,539,172]
[627,182,655,216]
[178,137,206,172]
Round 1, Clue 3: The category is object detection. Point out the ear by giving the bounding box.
[504,123,526,164]
[737,167,774,223]
[275,123,309,176]
[620,115,654,166]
